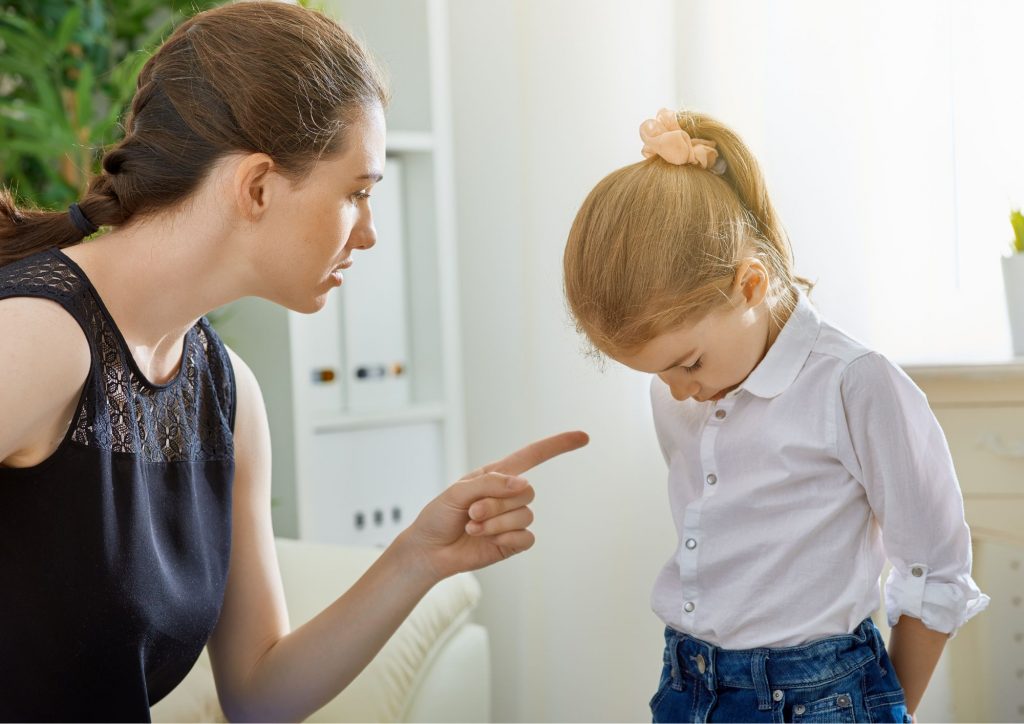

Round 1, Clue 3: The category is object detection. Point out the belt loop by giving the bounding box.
[751,650,773,711]
[864,618,883,661]
[669,634,683,689]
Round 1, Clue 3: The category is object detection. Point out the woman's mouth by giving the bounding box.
[329,258,353,286]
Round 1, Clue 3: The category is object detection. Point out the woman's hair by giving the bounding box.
[0,1,388,266]
[563,109,812,357]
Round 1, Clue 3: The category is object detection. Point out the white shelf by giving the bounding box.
[311,404,447,433]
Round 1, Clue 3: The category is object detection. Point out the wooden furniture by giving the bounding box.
[898,361,1024,723]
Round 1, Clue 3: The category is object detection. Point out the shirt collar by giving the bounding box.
[732,292,821,400]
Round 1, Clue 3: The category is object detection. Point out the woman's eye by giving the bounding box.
[681,357,702,373]
[350,190,371,202]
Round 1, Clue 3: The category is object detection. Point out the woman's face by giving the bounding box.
[246,105,386,313]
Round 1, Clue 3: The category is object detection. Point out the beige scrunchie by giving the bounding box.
[640,108,727,175]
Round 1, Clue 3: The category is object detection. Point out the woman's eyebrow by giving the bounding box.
[356,171,383,182]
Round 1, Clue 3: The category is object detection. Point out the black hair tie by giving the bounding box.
[68,202,98,236]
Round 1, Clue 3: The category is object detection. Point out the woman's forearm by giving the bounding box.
[225,532,438,722]
[887,614,949,715]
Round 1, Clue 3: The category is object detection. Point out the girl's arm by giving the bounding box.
[835,352,989,717]
[887,615,948,716]
[208,348,586,722]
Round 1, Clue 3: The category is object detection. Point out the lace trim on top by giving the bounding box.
[0,250,235,463]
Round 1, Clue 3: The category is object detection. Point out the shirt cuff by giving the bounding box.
[884,563,991,638]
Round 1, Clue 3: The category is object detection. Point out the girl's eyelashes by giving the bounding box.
[350,190,371,202]
[681,357,703,373]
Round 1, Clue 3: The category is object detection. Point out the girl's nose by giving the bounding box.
[671,382,700,401]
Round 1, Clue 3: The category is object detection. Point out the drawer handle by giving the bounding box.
[977,432,1024,459]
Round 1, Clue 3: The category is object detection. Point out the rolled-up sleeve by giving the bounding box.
[835,352,989,636]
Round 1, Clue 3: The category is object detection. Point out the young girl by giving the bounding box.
[563,109,988,723]
[0,3,586,720]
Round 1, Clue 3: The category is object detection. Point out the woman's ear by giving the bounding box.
[231,152,277,222]
[732,257,771,308]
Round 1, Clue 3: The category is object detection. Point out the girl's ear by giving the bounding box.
[732,257,771,308]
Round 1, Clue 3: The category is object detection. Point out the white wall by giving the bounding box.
[677,0,1020,364]
[448,1,1022,721]
[449,1,678,721]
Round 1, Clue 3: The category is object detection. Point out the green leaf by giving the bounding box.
[53,7,82,55]
[1010,209,1024,254]
[74,62,95,129]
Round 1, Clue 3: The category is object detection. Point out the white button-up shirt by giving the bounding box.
[650,293,989,649]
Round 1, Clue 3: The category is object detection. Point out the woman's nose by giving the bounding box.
[351,213,377,251]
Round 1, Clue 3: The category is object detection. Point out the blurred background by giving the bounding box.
[3,1,1023,722]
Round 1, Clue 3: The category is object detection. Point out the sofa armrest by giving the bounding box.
[152,538,487,723]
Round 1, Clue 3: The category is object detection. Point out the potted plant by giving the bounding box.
[0,0,224,208]
[1004,209,1024,356]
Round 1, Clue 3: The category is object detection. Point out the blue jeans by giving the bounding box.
[650,618,912,723]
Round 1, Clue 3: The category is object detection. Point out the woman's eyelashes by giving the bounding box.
[350,190,371,203]
[681,357,703,373]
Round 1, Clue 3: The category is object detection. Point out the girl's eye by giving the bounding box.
[681,357,702,373]
[351,190,371,202]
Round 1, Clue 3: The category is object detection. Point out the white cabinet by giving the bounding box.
[897,361,1024,723]
[215,0,465,545]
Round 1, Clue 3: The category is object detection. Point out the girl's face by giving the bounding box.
[612,265,774,403]
[244,105,386,313]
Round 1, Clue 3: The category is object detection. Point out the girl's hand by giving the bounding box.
[400,431,589,582]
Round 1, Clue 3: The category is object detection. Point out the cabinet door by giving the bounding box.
[947,538,1024,723]
[932,405,1024,496]
[301,422,444,547]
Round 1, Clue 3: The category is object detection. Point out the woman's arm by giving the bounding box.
[208,348,586,721]
[887,615,948,716]
[0,297,89,466]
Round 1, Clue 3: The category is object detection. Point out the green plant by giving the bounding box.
[0,0,222,209]
[1010,209,1024,254]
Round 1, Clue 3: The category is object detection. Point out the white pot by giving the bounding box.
[1003,253,1024,357]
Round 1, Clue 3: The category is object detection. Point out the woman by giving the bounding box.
[0,3,587,720]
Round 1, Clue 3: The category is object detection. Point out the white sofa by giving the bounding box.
[152,538,491,722]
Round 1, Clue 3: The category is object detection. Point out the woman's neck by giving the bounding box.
[60,214,251,383]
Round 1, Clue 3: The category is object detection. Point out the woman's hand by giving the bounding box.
[400,431,589,582]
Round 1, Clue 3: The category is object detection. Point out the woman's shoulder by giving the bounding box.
[0,295,91,465]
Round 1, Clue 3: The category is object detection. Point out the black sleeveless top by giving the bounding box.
[0,249,236,722]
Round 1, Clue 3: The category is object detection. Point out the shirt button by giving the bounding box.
[714,409,727,420]
[794,704,806,716]
[706,473,717,485]
[911,566,924,577]
[685,538,697,550]
[683,601,695,613]
[772,689,784,702]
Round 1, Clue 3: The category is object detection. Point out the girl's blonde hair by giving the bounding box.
[563,110,811,357]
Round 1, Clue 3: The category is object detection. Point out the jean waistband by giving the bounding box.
[663,618,882,694]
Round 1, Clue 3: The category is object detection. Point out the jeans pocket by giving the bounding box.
[791,691,857,723]
[649,661,674,713]
[865,690,910,724]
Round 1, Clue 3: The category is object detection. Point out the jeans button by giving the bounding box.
[794,704,806,716]
[772,689,783,702]
[836,694,852,708]
[695,654,706,674]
